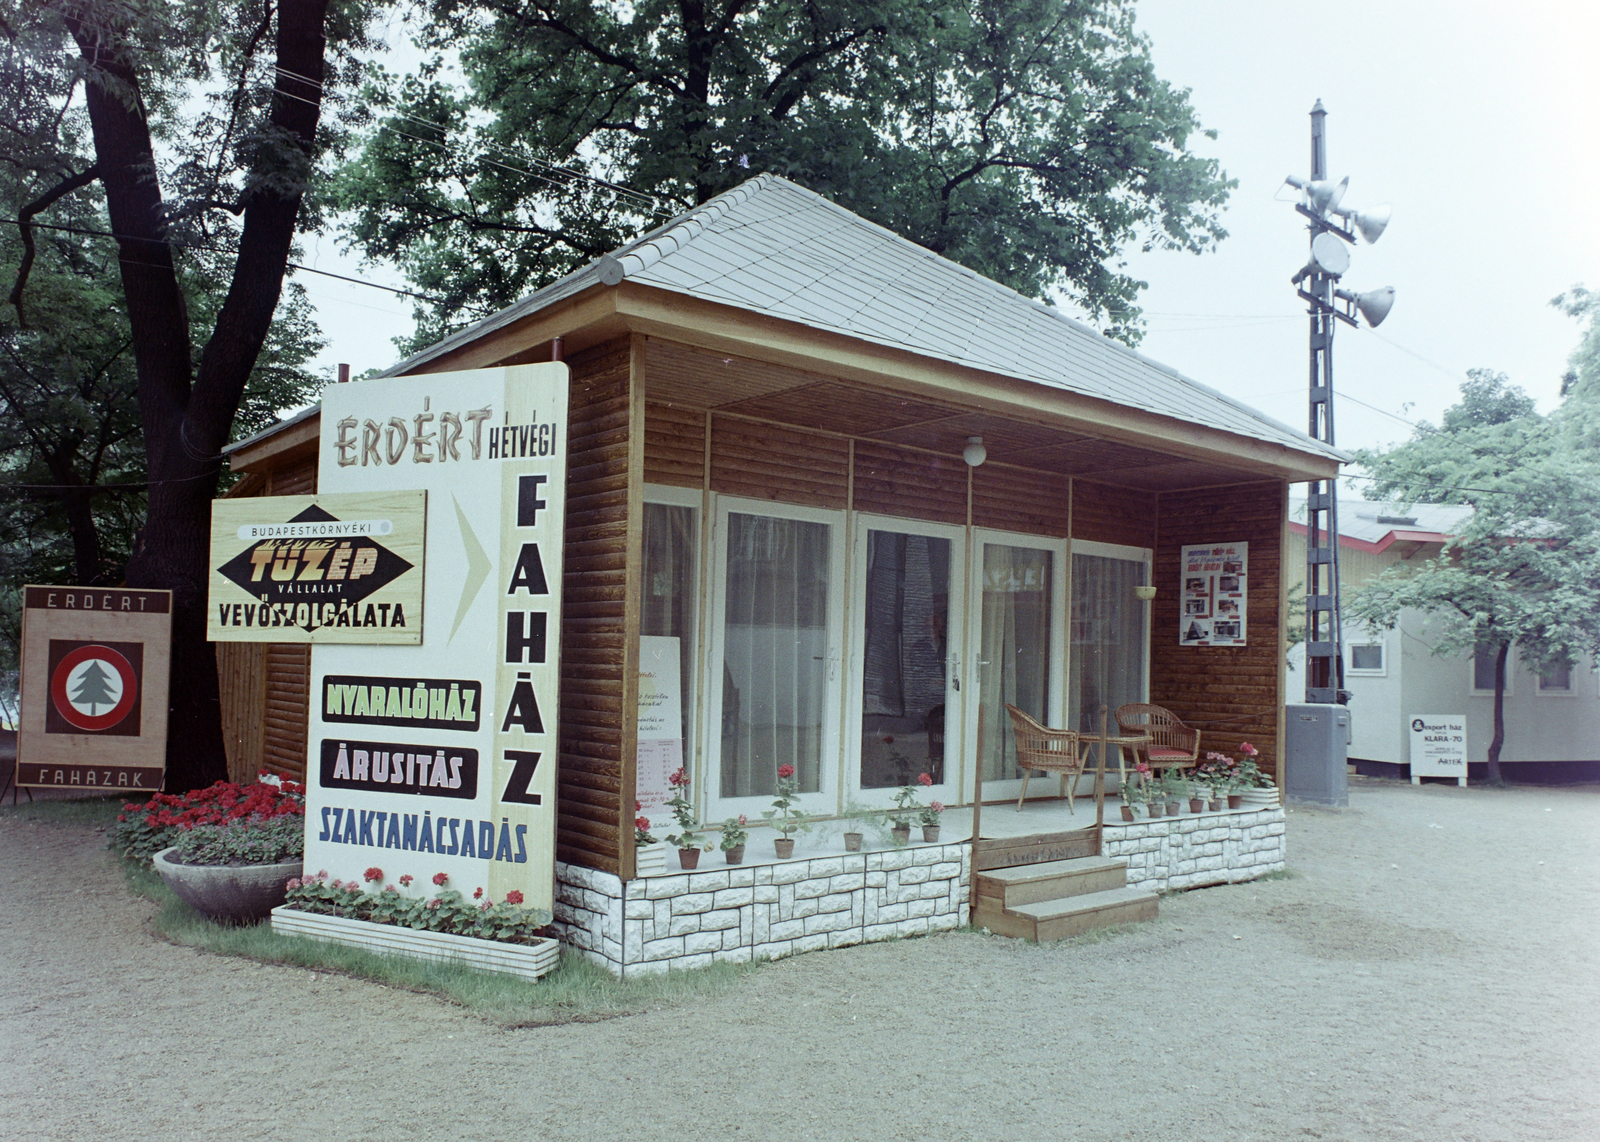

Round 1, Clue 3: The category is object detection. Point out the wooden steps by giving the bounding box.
[972,855,1158,942]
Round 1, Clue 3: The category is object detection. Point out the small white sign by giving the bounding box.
[636,636,685,827]
[1409,714,1467,782]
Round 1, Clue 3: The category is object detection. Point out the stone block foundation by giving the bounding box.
[1101,806,1286,892]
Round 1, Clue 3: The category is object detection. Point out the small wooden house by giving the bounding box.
[225,176,1337,963]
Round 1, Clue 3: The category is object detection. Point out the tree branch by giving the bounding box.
[6,164,100,327]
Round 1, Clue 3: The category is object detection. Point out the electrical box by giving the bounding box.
[1285,703,1351,807]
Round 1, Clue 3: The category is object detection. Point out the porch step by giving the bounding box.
[1000,886,1160,942]
[974,856,1128,908]
[972,854,1158,942]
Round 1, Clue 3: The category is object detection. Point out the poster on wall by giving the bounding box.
[207,492,426,643]
[304,364,568,912]
[1409,714,1467,785]
[16,586,172,789]
[1179,541,1248,647]
[636,636,684,825]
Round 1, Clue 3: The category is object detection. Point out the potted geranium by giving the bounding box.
[840,800,878,852]
[720,815,749,864]
[113,776,306,922]
[663,766,712,868]
[888,772,932,843]
[919,798,944,843]
[1161,768,1185,817]
[762,763,808,857]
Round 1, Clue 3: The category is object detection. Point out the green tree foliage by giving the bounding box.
[1347,304,1600,781]
[0,0,382,783]
[337,0,1234,352]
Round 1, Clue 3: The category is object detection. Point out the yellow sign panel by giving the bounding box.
[207,491,426,644]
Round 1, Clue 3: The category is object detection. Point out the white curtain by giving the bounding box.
[1069,553,1148,735]
[978,544,1053,782]
[720,513,830,797]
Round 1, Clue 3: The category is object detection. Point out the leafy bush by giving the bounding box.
[169,815,303,866]
[110,778,305,861]
[284,870,552,946]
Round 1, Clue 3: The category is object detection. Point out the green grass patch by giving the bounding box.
[119,856,761,1026]
[1254,867,1299,881]
[0,795,125,828]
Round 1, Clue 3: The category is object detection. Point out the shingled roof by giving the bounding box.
[382,173,1342,463]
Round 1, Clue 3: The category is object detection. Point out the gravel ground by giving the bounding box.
[2,776,1597,1142]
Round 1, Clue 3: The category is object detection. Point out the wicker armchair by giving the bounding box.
[1113,703,1201,779]
[1004,704,1089,812]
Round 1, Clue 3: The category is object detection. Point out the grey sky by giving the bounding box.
[298,1,1599,460]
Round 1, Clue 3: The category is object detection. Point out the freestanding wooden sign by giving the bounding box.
[17,586,172,790]
[304,364,568,912]
[207,491,427,644]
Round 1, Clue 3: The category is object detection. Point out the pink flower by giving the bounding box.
[363,866,383,883]
[777,764,795,779]
[479,901,492,912]
[506,889,525,905]
[398,874,414,887]
[1240,742,1259,756]
[737,814,747,826]
[427,899,441,910]
[285,878,302,891]
[432,872,448,886]
[917,773,933,786]
[929,801,944,813]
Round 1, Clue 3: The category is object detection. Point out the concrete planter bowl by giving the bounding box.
[151,846,302,923]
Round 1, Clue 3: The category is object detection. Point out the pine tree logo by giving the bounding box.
[47,641,142,735]
[69,659,121,715]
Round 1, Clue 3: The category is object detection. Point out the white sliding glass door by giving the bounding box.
[847,516,965,809]
[1069,540,1152,739]
[966,530,1067,804]
[706,500,845,819]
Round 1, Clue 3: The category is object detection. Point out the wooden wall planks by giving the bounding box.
[556,341,634,875]
[851,440,967,525]
[709,416,850,508]
[1149,481,1287,784]
[1071,479,1156,549]
[972,463,1070,536]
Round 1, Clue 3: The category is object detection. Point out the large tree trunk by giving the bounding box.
[63,0,331,791]
[1487,639,1509,785]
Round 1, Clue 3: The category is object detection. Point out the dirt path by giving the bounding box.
[2,778,1597,1142]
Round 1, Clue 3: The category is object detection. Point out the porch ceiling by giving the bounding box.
[644,339,1287,492]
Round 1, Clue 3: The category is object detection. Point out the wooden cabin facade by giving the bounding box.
[224,176,1338,894]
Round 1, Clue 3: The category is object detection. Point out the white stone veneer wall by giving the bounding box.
[1101,806,1286,892]
[554,843,969,976]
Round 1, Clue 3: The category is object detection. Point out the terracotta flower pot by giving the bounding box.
[891,824,911,845]
[1164,800,1181,817]
[843,832,863,852]
[1119,804,1136,822]
[1208,798,1224,811]
[1146,802,1162,818]
[678,847,701,870]
[1227,794,1244,810]
[922,825,941,843]
[1189,798,1206,813]
[774,838,796,859]
[724,844,745,865]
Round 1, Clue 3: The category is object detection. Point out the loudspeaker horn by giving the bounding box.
[1335,202,1391,244]
[1336,286,1395,328]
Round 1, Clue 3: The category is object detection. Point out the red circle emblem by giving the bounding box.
[50,644,139,732]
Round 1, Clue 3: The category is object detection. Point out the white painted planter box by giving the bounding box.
[270,907,560,982]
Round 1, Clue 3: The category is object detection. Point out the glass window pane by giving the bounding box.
[641,503,696,745]
[978,544,1052,781]
[859,531,951,788]
[1350,644,1383,671]
[1473,643,1499,691]
[721,513,830,797]
[1540,664,1572,691]
[1069,553,1148,735]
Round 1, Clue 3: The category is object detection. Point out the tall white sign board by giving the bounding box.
[1409,714,1467,787]
[306,365,568,911]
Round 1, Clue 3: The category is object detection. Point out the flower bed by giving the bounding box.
[111,778,306,862]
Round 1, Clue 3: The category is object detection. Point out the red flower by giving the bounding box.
[882,735,895,744]
[473,887,484,900]
[432,872,448,886]
[777,764,795,779]
[668,767,689,787]
[398,874,414,887]
[917,772,933,786]
[505,890,524,905]
[1240,741,1259,756]
[363,867,383,883]
[636,816,651,830]
[635,799,643,811]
